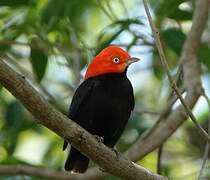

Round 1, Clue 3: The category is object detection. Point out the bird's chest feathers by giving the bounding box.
[89,74,133,115]
[94,77,130,102]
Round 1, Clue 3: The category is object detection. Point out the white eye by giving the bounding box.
[113,57,120,64]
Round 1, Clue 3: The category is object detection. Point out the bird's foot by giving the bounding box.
[94,135,104,143]
[110,147,121,160]
[63,139,68,151]
[99,167,106,172]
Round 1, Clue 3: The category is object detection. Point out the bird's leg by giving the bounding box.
[93,135,104,143]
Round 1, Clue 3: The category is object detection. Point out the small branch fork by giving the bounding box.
[142,0,210,144]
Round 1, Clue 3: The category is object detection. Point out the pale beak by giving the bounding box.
[126,57,140,66]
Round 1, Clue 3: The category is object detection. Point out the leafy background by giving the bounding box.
[0,0,210,179]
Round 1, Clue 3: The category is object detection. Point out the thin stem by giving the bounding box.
[198,92,210,179]
[134,109,160,116]
[142,0,210,145]
[157,144,163,175]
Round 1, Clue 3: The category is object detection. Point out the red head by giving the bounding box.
[85,45,140,79]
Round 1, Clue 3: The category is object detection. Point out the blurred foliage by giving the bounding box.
[0,0,210,180]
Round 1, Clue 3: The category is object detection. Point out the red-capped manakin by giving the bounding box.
[63,45,140,173]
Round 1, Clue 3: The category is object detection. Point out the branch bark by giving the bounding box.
[66,0,210,179]
[0,59,166,179]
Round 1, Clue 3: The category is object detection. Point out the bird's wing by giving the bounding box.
[106,78,135,147]
[63,79,94,151]
[68,79,94,120]
[128,79,135,111]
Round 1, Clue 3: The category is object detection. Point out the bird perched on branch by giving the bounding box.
[63,45,139,173]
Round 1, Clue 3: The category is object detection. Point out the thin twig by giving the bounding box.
[168,62,183,100]
[142,0,210,144]
[198,92,210,180]
[134,109,160,116]
[157,144,163,175]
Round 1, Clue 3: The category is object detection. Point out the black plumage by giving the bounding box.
[63,71,134,173]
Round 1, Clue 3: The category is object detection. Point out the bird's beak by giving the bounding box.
[126,57,140,66]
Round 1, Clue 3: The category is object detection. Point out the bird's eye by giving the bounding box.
[113,57,120,64]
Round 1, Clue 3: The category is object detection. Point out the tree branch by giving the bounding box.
[126,0,210,161]
[0,59,166,180]
[46,0,210,179]
[0,165,108,180]
[143,0,210,143]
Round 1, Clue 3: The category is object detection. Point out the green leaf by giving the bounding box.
[155,0,188,17]
[0,0,32,6]
[30,48,48,82]
[5,102,23,129]
[0,44,10,52]
[0,156,28,165]
[0,29,22,52]
[41,0,96,30]
[3,101,24,154]
[111,18,143,27]
[169,9,193,21]
[198,43,210,71]
[162,28,186,55]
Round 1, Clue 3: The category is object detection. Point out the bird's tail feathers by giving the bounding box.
[64,147,89,173]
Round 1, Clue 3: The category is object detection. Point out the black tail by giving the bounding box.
[64,147,89,173]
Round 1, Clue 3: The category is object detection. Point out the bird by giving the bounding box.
[63,45,139,173]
